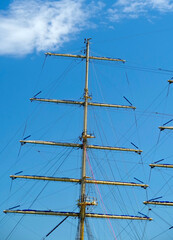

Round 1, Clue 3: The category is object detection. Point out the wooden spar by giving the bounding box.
[3,210,152,221]
[10,175,81,183]
[30,98,136,110]
[20,140,142,154]
[45,52,126,63]
[85,213,152,221]
[10,175,148,188]
[87,144,142,154]
[89,102,135,109]
[45,52,86,59]
[86,179,147,188]
[4,210,79,217]
[150,163,173,168]
[20,140,82,148]
[159,126,173,131]
[144,201,173,206]
[30,98,84,105]
[89,56,125,62]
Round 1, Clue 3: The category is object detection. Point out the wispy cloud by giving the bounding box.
[0,0,103,56]
[1,0,172,56]
[108,0,173,21]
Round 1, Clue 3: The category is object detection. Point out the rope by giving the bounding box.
[85,147,117,240]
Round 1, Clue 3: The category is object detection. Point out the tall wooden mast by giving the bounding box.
[80,38,90,240]
[4,39,152,239]
[144,118,173,207]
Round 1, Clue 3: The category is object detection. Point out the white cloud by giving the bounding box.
[108,0,173,21]
[0,0,100,56]
[1,0,172,55]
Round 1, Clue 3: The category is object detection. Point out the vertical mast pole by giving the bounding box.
[80,38,90,240]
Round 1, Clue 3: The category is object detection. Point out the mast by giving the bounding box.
[144,123,173,207]
[4,39,152,239]
[80,38,90,240]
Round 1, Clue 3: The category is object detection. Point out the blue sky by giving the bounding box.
[1,0,173,239]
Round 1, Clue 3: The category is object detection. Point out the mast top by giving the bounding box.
[45,39,125,63]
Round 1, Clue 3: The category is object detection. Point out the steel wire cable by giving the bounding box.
[4,146,76,239]
[92,60,173,76]
[90,59,152,238]
[88,114,145,239]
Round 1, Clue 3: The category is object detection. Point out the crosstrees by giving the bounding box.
[45,52,126,63]
[3,210,152,220]
[10,175,148,188]
[20,139,142,154]
[30,98,136,109]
